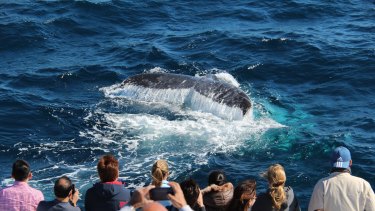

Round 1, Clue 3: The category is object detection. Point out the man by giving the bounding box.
[308,146,375,211]
[37,176,80,211]
[0,159,44,210]
[85,154,131,211]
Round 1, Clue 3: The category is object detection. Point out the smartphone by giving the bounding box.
[149,187,174,201]
[71,184,76,195]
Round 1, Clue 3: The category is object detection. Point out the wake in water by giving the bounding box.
[79,70,285,176]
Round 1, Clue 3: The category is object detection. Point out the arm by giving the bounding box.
[168,182,193,211]
[364,184,375,211]
[197,190,205,210]
[129,185,154,208]
[119,185,155,211]
[70,188,80,207]
[308,182,324,211]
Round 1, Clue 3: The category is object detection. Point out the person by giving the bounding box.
[119,185,155,211]
[143,202,168,211]
[85,154,131,211]
[37,176,80,211]
[120,182,194,211]
[252,164,300,211]
[0,159,44,210]
[308,146,375,211]
[169,182,194,211]
[227,179,256,211]
[201,170,234,211]
[180,179,205,211]
[152,159,170,188]
[150,159,173,208]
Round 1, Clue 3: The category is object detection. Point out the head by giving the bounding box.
[230,179,257,211]
[180,179,200,208]
[97,154,119,182]
[143,201,167,211]
[331,146,352,171]
[151,160,169,187]
[208,170,227,186]
[12,160,31,181]
[263,164,286,210]
[54,176,74,199]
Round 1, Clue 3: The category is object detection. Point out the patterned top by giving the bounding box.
[0,181,44,211]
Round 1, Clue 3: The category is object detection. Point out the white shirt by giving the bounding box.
[308,172,375,211]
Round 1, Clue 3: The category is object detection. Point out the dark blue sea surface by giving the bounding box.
[1,1,374,210]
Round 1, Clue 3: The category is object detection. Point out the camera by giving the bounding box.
[149,187,174,201]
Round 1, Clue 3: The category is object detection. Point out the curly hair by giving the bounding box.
[264,164,286,210]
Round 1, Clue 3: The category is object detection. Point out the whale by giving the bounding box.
[114,72,252,120]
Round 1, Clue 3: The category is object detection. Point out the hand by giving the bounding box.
[129,185,155,208]
[197,190,204,208]
[248,196,256,207]
[70,189,80,206]
[168,182,187,209]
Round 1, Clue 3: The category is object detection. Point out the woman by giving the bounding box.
[151,159,170,187]
[201,170,234,211]
[227,179,256,211]
[251,164,300,211]
[150,159,172,209]
[180,179,205,211]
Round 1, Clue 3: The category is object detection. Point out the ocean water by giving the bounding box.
[1,1,374,210]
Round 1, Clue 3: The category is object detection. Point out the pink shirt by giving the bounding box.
[0,181,44,211]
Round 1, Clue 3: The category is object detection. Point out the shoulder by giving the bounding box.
[285,186,293,192]
[32,187,44,198]
[348,174,374,190]
[54,201,81,211]
[37,200,57,210]
[0,184,16,193]
[285,186,296,195]
[254,192,271,204]
[252,192,272,211]
[348,174,371,183]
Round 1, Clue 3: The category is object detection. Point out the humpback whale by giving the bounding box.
[114,72,252,120]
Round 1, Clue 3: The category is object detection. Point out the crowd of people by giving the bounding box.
[0,146,374,211]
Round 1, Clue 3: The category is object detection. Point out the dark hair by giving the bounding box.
[12,160,30,181]
[54,176,74,198]
[97,154,119,182]
[180,179,200,208]
[208,170,227,186]
[227,179,256,211]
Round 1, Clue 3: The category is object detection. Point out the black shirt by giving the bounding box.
[251,186,300,211]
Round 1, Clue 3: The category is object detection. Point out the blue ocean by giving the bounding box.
[1,1,374,210]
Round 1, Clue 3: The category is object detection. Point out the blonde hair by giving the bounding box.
[151,160,169,187]
[263,164,286,210]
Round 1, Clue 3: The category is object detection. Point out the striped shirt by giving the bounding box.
[0,181,44,211]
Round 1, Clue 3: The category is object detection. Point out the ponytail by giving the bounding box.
[151,160,169,187]
[263,164,286,210]
[269,185,286,210]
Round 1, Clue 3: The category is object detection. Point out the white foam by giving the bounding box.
[101,82,248,120]
[77,71,284,187]
[212,72,240,87]
[148,67,167,73]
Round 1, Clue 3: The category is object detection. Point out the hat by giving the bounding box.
[208,170,227,186]
[331,146,351,168]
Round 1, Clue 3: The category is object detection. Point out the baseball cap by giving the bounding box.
[331,146,351,168]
